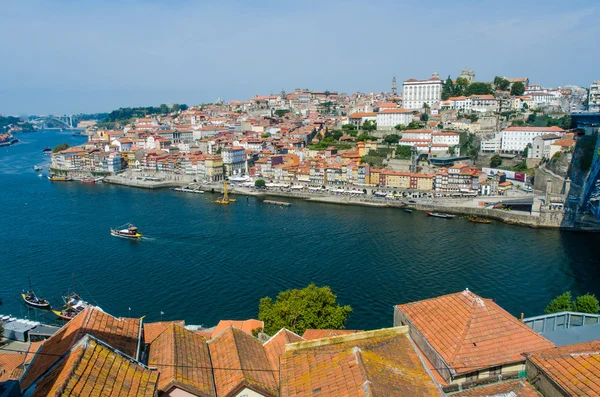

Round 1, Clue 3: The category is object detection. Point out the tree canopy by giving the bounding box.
[545,291,572,313]
[493,76,510,91]
[510,82,525,96]
[254,179,266,188]
[383,134,400,145]
[52,143,70,153]
[490,154,502,168]
[258,283,352,335]
[466,82,493,96]
[544,292,600,314]
[361,120,377,132]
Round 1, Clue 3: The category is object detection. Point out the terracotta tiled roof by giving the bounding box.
[148,324,215,397]
[29,337,158,397]
[21,307,141,389]
[395,289,554,375]
[263,329,305,371]
[208,327,278,397]
[143,320,185,344]
[211,319,263,339]
[448,379,541,397]
[302,329,363,341]
[0,353,26,382]
[25,341,44,365]
[528,339,600,397]
[280,327,443,396]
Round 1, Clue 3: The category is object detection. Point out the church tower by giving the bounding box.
[391,75,397,96]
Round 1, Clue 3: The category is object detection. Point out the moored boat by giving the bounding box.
[42,146,52,154]
[467,215,492,224]
[404,209,413,213]
[48,175,72,181]
[426,212,455,219]
[110,223,143,239]
[82,178,95,183]
[21,277,51,310]
[52,305,80,321]
[33,165,42,171]
[215,181,235,204]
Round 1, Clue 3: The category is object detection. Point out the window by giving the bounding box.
[489,366,502,376]
[465,371,479,383]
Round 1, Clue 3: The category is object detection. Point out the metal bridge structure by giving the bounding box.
[29,115,74,129]
[571,113,600,221]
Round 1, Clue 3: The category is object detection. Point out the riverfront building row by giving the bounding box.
[2,289,598,396]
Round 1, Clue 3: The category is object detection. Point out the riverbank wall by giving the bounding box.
[96,177,600,231]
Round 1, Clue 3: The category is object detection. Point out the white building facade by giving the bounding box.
[500,126,565,152]
[402,73,443,110]
[375,109,413,128]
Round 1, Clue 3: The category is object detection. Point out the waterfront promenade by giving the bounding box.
[101,171,584,229]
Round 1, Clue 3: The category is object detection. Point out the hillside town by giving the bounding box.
[48,72,591,195]
[1,289,599,396]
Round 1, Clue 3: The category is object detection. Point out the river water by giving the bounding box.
[1,130,599,330]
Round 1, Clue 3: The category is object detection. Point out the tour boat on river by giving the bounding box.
[110,223,143,239]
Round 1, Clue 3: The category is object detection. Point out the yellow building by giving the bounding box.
[205,155,224,182]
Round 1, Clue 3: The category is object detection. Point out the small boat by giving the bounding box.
[426,212,455,219]
[37,174,43,177]
[404,209,413,213]
[48,175,72,181]
[110,223,143,239]
[33,165,42,171]
[82,178,96,183]
[42,146,52,154]
[21,277,51,310]
[467,216,492,224]
[62,292,91,312]
[52,305,80,321]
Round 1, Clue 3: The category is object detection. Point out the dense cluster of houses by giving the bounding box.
[1,289,597,396]
[49,71,584,196]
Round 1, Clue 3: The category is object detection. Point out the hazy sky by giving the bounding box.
[1,0,599,115]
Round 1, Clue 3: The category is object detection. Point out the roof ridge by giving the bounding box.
[449,301,477,366]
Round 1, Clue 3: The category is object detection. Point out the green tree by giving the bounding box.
[258,283,352,335]
[332,130,344,140]
[442,76,454,100]
[573,294,600,314]
[490,154,502,168]
[394,124,406,131]
[361,120,377,132]
[512,120,525,127]
[466,82,493,96]
[384,134,400,145]
[527,113,537,124]
[510,82,525,96]
[356,132,374,142]
[493,76,510,91]
[261,133,270,138]
[420,113,429,122]
[454,77,470,96]
[275,109,291,117]
[396,145,412,159]
[545,291,573,314]
[254,179,266,188]
[342,123,357,132]
[171,104,181,113]
[52,143,70,153]
[159,104,169,114]
[180,104,189,111]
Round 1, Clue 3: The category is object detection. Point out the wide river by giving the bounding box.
[1,130,599,330]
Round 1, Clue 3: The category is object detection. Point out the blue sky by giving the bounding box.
[1,0,599,115]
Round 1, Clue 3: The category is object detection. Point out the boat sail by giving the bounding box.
[215,181,236,204]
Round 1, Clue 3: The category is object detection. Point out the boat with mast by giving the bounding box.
[52,275,93,320]
[21,277,51,310]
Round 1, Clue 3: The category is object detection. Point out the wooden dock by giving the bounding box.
[264,200,291,207]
